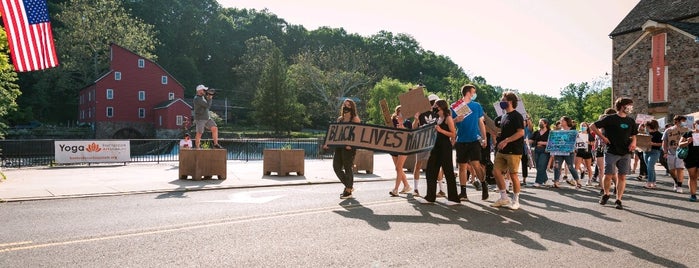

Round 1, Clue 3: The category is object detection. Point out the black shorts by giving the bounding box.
[455,141,481,164]
[576,149,593,159]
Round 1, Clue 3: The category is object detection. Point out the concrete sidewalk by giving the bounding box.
[0,153,401,202]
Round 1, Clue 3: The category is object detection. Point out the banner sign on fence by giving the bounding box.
[55,140,130,163]
[546,130,578,155]
[324,122,437,155]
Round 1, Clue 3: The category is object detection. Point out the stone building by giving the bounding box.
[610,0,699,121]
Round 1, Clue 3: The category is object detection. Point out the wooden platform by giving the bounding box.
[178,149,227,180]
[263,149,304,176]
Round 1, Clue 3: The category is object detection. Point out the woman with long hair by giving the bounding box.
[643,120,663,189]
[678,120,699,202]
[322,99,361,199]
[552,116,581,188]
[531,118,551,187]
[418,100,459,205]
[389,105,411,196]
[575,122,595,186]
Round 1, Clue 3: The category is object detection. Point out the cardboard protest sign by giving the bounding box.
[483,113,500,135]
[635,114,654,125]
[379,99,392,127]
[575,133,589,150]
[324,122,437,155]
[493,100,528,119]
[450,99,472,117]
[546,130,578,155]
[635,134,651,151]
[398,89,431,121]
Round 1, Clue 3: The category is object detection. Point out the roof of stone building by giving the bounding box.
[667,21,699,37]
[610,0,699,36]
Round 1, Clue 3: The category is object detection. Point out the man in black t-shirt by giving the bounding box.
[590,97,638,210]
[490,92,525,210]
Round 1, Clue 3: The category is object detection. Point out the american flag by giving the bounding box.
[1,0,59,72]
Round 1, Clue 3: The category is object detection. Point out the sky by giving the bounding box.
[217,0,639,97]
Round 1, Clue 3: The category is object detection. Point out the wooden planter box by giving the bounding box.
[403,153,427,173]
[263,149,305,176]
[179,149,227,180]
[353,149,374,174]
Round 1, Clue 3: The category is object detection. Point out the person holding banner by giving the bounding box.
[323,99,362,199]
[590,97,638,210]
[418,100,459,205]
[643,120,663,189]
[389,105,412,197]
[452,84,490,201]
[551,116,582,189]
[412,94,442,197]
[678,120,699,202]
[490,92,525,210]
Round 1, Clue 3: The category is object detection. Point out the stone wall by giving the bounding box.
[612,17,699,120]
[95,122,155,139]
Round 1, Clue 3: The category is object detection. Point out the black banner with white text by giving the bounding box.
[324,123,437,155]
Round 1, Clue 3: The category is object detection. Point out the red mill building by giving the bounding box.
[610,0,699,121]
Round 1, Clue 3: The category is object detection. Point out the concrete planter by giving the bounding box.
[263,149,305,176]
[353,149,374,174]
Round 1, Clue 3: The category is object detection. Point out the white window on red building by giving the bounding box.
[176,115,184,126]
[138,108,146,118]
[168,92,175,100]
[106,89,114,100]
[161,76,168,84]
[115,72,121,80]
[138,91,146,101]
[138,59,145,68]
[106,107,114,118]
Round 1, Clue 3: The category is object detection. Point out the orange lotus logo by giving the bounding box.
[86,143,102,152]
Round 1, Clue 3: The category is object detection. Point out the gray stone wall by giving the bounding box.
[612,17,699,120]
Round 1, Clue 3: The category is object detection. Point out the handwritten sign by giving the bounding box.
[398,89,431,121]
[493,100,528,119]
[324,122,437,155]
[379,99,392,127]
[450,99,472,117]
[483,113,500,135]
[546,130,577,155]
[575,133,589,150]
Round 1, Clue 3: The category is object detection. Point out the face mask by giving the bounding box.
[539,123,545,129]
[432,107,439,114]
[581,126,587,132]
[471,93,477,101]
[681,121,688,127]
[343,107,351,113]
[624,105,633,114]
[499,101,509,110]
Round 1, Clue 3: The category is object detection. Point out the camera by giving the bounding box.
[204,88,216,96]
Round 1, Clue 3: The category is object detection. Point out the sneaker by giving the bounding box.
[416,198,434,204]
[437,191,446,198]
[690,195,697,202]
[600,194,610,205]
[389,190,399,197]
[444,200,462,206]
[458,192,468,201]
[473,180,482,191]
[676,187,684,193]
[213,144,224,149]
[413,190,420,197]
[481,181,489,200]
[615,200,623,210]
[533,183,542,188]
[509,201,520,210]
[399,186,413,194]
[340,190,352,199]
[491,198,511,208]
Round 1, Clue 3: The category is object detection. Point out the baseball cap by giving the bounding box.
[196,84,208,91]
[428,94,439,101]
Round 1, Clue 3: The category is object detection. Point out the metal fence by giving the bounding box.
[0,138,331,168]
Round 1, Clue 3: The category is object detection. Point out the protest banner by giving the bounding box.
[546,130,578,155]
[493,100,528,119]
[324,122,437,155]
[575,133,589,150]
[483,113,500,135]
[398,89,431,121]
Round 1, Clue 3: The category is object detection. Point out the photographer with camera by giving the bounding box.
[193,84,223,149]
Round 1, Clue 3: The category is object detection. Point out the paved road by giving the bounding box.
[0,178,696,267]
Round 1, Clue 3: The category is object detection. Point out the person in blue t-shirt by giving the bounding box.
[452,84,489,201]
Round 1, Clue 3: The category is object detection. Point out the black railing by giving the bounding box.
[0,138,332,168]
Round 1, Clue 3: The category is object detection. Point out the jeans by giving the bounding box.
[644,149,661,183]
[553,153,579,181]
[534,148,550,184]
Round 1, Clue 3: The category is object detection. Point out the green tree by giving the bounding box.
[583,87,612,123]
[252,47,306,135]
[287,44,373,128]
[0,28,22,137]
[232,36,279,124]
[366,78,412,125]
[559,82,591,126]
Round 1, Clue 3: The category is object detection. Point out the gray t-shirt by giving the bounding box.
[193,95,211,120]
